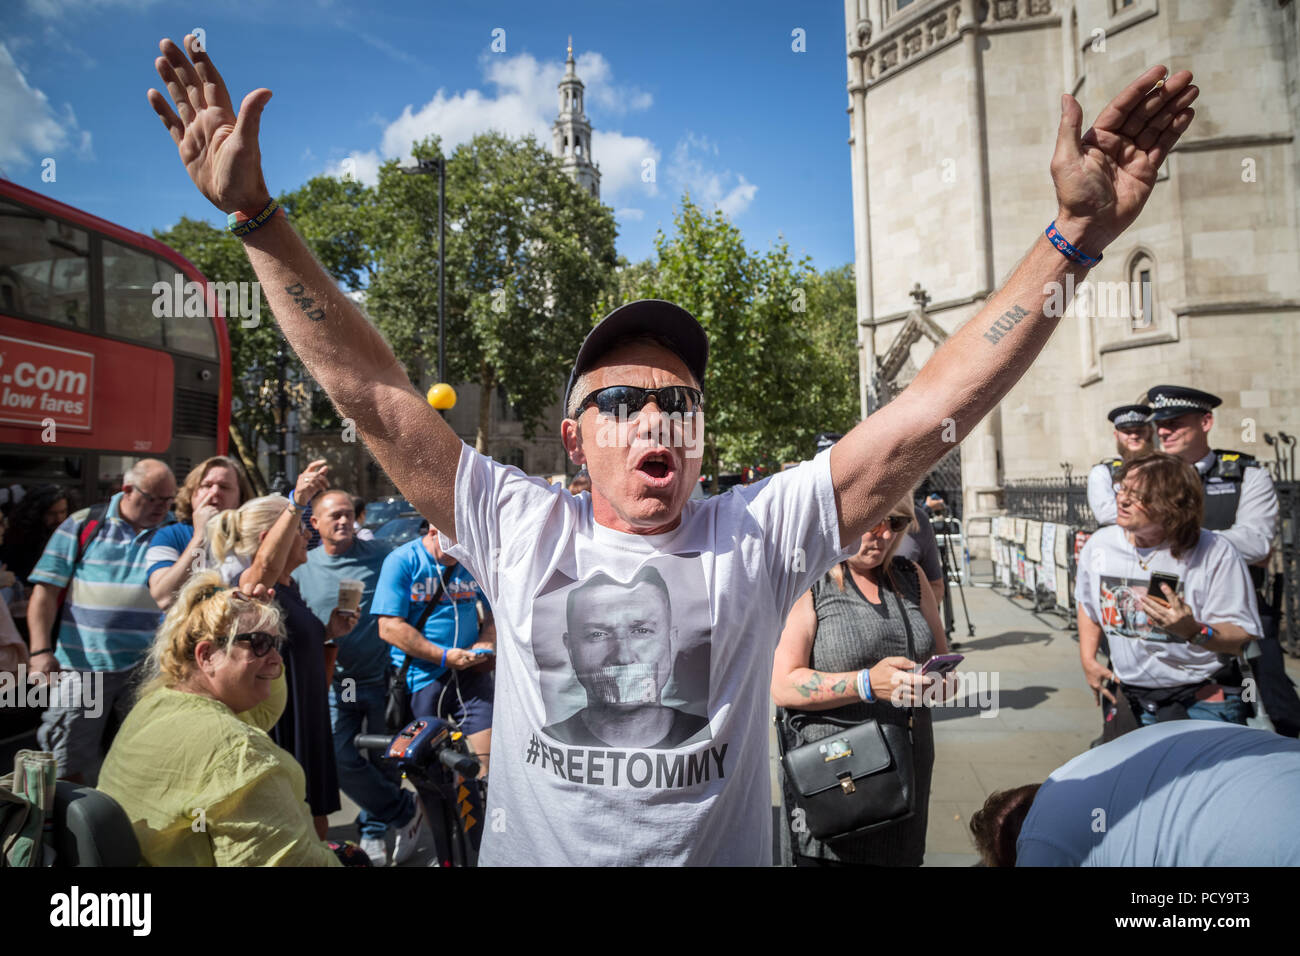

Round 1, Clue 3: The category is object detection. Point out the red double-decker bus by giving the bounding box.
[0,179,231,508]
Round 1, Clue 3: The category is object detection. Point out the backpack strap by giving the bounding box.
[72,503,110,572]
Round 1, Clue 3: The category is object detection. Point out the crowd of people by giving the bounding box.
[3,454,496,867]
[5,40,1295,869]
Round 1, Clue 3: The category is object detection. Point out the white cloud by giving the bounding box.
[323,149,383,186]
[667,133,757,219]
[592,130,659,198]
[328,49,656,202]
[615,208,645,222]
[0,42,92,167]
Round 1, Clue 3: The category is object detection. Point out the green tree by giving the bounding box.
[365,132,618,453]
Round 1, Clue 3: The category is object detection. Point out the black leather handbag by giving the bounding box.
[778,585,917,843]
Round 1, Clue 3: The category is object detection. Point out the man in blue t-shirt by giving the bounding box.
[292,489,421,866]
[373,520,494,861]
[373,520,495,766]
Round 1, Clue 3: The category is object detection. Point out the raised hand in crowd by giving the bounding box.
[295,459,330,505]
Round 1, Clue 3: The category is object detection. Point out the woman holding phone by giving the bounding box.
[1076,452,1261,731]
[772,494,953,866]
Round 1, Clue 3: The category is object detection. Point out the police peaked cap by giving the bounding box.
[1146,385,1222,422]
[1107,405,1152,428]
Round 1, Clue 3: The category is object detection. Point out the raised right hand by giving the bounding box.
[148,35,273,214]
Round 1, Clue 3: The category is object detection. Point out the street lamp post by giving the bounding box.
[399,156,447,387]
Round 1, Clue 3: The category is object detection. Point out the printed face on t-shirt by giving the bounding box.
[564,577,674,706]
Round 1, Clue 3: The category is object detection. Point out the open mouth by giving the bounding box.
[634,451,676,487]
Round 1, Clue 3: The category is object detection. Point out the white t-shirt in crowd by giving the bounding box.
[1086,462,1117,526]
[440,443,851,865]
[1074,525,1261,688]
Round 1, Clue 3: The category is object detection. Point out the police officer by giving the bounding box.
[1147,384,1298,737]
[1087,404,1154,526]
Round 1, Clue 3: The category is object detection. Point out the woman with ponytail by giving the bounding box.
[230,494,353,837]
[98,571,341,866]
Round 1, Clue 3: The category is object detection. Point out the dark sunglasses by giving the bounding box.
[871,515,912,534]
[578,385,703,418]
[232,631,283,657]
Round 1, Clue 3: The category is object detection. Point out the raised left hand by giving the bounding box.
[1051,65,1198,254]
[1140,584,1197,641]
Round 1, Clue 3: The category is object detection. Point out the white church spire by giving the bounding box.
[552,37,600,200]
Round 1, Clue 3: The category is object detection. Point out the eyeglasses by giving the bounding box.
[1113,482,1148,505]
[131,487,177,506]
[578,385,703,418]
[232,631,283,657]
[871,515,912,534]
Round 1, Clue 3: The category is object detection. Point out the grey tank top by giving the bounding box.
[780,557,937,865]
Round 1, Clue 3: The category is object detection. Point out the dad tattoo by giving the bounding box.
[285,282,325,321]
[982,305,1029,345]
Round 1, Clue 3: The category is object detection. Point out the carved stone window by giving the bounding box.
[1128,252,1156,331]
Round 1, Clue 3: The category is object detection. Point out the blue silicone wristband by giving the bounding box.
[1045,220,1101,266]
[440,646,449,668]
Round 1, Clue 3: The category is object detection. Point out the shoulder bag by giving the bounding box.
[777,581,918,842]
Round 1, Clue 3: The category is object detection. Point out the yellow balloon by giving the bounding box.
[427,383,457,410]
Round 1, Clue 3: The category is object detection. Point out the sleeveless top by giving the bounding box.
[780,557,937,866]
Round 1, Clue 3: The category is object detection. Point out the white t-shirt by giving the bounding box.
[440,443,851,865]
[1086,463,1117,526]
[1074,526,1261,688]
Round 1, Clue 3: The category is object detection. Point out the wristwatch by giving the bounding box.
[1191,625,1214,646]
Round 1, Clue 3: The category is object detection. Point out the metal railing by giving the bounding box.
[1003,477,1300,656]
[1001,477,1095,529]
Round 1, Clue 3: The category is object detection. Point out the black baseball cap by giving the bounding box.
[564,300,708,416]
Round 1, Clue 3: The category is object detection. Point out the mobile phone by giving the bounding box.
[470,647,495,656]
[1147,572,1181,604]
[920,653,964,675]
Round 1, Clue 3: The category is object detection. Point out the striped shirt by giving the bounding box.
[29,493,165,672]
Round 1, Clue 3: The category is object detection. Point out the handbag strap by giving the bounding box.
[885,567,918,726]
[782,563,921,747]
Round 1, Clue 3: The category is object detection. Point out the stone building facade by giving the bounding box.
[843,0,1300,552]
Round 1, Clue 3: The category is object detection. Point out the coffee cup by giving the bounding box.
[337,579,364,613]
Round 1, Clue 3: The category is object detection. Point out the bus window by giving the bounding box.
[103,239,166,346]
[161,259,218,358]
[0,451,86,512]
[0,200,90,329]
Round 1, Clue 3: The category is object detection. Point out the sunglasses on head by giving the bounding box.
[232,631,283,658]
[871,515,912,534]
[578,385,703,418]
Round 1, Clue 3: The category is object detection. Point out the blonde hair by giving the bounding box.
[830,494,918,591]
[138,570,285,698]
[206,494,291,564]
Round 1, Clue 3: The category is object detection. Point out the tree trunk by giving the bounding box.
[476,363,494,455]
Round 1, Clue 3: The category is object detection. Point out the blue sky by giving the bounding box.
[3,0,854,269]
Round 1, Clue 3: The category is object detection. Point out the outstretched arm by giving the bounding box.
[831,66,1197,544]
[147,36,461,539]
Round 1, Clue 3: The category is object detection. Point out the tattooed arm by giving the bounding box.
[147,36,460,538]
[771,589,927,710]
[831,66,1197,545]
